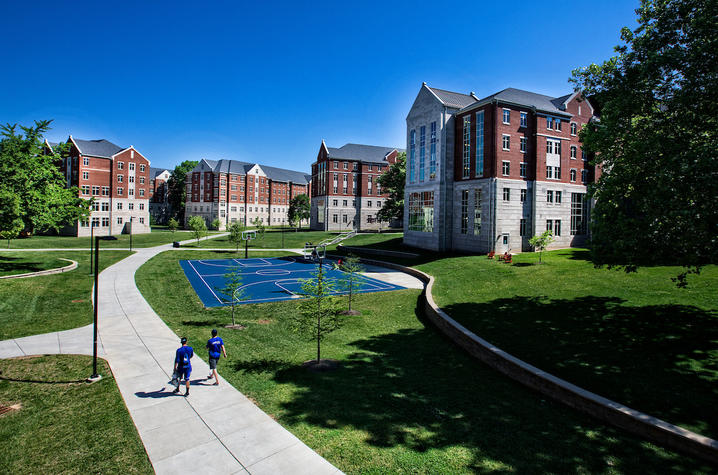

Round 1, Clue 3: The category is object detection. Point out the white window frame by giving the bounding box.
[520,112,527,128]
[502,134,510,151]
[570,122,577,136]
[520,136,527,153]
[502,161,510,176]
[502,109,511,125]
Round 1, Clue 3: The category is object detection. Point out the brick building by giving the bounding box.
[149,167,172,224]
[45,136,151,237]
[404,83,598,253]
[184,159,310,230]
[310,142,403,231]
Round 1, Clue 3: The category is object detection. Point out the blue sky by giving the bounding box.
[1,0,639,172]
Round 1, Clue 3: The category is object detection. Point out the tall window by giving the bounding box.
[570,145,577,159]
[520,189,527,203]
[520,162,527,178]
[430,121,437,179]
[502,135,510,151]
[547,117,553,129]
[554,220,561,236]
[520,136,527,153]
[503,188,510,201]
[547,190,554,203]
[462,116,471,178]
[408,192,434,232]
[460,190,469,234]
[520,218,527,236]
[555,191,562,204]
[419,125,426,182]
[409,130,416,183]
[502,109,511,124]
[546,219,553,232]
[475,111,484,177]
[473,189,481,235]
[570,122,577,135]
[555,119,561,131]
[520,112,527,128]
[571,193,588,235]
[581,169,588,183]
[570,169,577,182]
[502,161,510,176]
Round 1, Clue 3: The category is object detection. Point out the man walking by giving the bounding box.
[174,337,194,396]
[206,329,227,386]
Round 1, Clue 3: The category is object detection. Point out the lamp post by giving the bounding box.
[129,217,133,252]
[89,235,118,381]
[89,221,95,275]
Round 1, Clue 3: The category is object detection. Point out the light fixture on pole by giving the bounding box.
[88,235,118,382]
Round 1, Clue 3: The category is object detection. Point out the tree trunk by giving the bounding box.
[348,284,353,311]
[231,302,236,326]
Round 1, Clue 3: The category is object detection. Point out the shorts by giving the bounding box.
[209,357,219,370]
[177,367,191,381]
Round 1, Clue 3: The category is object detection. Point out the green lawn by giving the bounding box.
[135,250,711,473]
[0,251,132,340]
[181,229,337,250]
[418,248,718,440]
[341,232,411,252]
[0,355,152,474]
[4,228,219,249]
[0,252,69,277]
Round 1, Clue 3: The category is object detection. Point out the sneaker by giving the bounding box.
[207,374,213,380]
[212,382,219,386]
[173,388,180,394]
[184,390,189,397]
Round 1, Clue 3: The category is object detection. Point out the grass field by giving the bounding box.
[0,251,132,340]
[418,248,718,440]
[181,229,337,250]
[3,228,218,249]
[0,355,152,474]
[0,253,70,277]
[135,250,712,473]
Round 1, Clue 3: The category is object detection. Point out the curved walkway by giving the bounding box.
[0,235,341,474]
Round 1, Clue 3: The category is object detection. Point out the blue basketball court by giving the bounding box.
[179,256,405,307]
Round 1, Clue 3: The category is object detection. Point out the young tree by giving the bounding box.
[338,254,364,315]
[292,264,341,365]
[210,218,221,231]
[215,267,246,327]
[251,217,265,239]
[377,151,406,223]
[187,215,207,244]
[227,221,244,252]
[167,160,198,223]
[0,121,91,235]
[288,194,310,231]
[167,218,179,233]
[571,0,717,284]
[529,230,554,264]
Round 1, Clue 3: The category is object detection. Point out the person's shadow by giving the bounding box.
[134,387,176,399]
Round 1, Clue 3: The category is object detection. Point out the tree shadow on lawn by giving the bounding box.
[259,323,710,472]
[442,296,718,440]
[0,257,49,274]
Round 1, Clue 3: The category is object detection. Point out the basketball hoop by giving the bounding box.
[242,230,257,241]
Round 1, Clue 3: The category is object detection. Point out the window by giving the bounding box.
[581,169,588,183]
[430,121,437,179]
[333,214,338,223]
[118,175,124,183]
[570,169,577,182]
[342,214,348,223]
[520,218,527,236]
[139,189,145,197]
[570,146,577,159]
[139,203,145,210]
[520,162,527,178]
[129,188,134,196]
[409,129,416,183]
[117,202,123,210]
[101,217,109,227]
[460,190,469,234]
[520,137,527,153]
[503,188,510,201]
[571,193,588,235]
[129,163,135,171]
[502,161,510,176]
[554,220,561,236]
[129,175,135,184]
[129,203,134,211]
[140,177,145,184]
[101,201,109,211]
[570,122,577,135]
[343,162,348,170]
[91,217,100,227]
[502,109,510,124]
[555,118,561,131]
[419,125,426,182]
[140,164,145,172]
[520,112,527,128]
[462,117,471,178]
[546,139,561,156]
[473,190,481,235]
[332,199,338,206]
[333,161,338,169]
[83,171,89,180]
[333,186,338,193]
[231,206,237,212]
[520,189,527,203]
[92,185,100,195]
[83,157,89,166]
[408,191,434,232]
[117,187,123,196]
[546,166,561,180]
[102,186,109,196]
[367,200,372,207]
[81,185,90,195]
[502,135,510,151]
[139,217,145,224]
[343,200,347,206]
[117,217,123,225]
[582,148,588,161]
[353,162,358,171]
[117,162,124,170]
[547,117,553,129]
[546,219,553,232]
[555,191,562,204]
[547,190,554,203]
[368,164,373,171]
[475,111,484,177]
[92,201,100,211]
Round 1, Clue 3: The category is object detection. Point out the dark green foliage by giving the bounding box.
[167,160,198,223]
[377,151,405,222]
[288,194,310,230]
[187,215,207,243]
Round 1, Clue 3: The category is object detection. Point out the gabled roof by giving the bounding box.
[150,167,171,179]
[326,143,403,163]
[260,164,310,184]
[213,159,255,175]
[193,159,309,184]
[464,87,574,117]
[425,84,478,109]
[71,137,125,158]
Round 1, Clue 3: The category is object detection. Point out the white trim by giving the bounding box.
[536,133,570,141]
[501,134,511,151]
[502,108,511,125]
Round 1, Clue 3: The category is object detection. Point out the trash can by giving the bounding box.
[172,241,180,248]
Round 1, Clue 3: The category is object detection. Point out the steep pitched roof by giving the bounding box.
[213,159,255,174]
[426,85,478,109]
[260,164,310,184]
[193,158,309,184]
[150,167,170,179]
[467,87,573,117]
[326,143,402,163]
[71,138,125,158]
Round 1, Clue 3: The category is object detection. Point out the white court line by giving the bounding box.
[187,260,225,304]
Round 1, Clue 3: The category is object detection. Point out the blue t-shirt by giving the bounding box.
[206,337,224,359]
[175,346,194,370]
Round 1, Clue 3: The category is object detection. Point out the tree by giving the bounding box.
[570,0,718,284]
[228,221,244,252]
[251,217,265,239]
[0,121,91,236]
[215,267,247,327]
[377,151,406,223]
[210,218,221,231]
[167,160,198,224]
[529,230,554,264]
[167,218,178,233]
[338,254,364,315]
[288,194,310,231]
[292,264,341,365]
[187,215,207,244]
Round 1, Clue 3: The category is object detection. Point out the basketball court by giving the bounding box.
[179,256,406,307]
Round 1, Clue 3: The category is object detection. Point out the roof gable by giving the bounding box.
[326,143,403,163]
[70,137,125,158]
[425,84,478,109]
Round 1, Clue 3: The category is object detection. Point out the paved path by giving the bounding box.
[1,235,342,474]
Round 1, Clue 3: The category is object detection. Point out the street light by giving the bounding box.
[89,235,118,382]
[129,217,133,252]
[89,221,95,275]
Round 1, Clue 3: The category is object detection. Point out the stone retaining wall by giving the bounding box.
[0,258,78,280]
[356,256,718,465]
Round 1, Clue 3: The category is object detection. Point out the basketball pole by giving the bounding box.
[245,237,249,259]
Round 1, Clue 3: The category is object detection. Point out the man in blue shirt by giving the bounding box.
[173,337,194,396]
[206,329,227,386]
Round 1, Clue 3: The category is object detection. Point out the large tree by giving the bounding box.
[167,160,198,224]
[377,151,405,223]
[571,0,717,284]
[0,121,90,239]
[288,194,310,230]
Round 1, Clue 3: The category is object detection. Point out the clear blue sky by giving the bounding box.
[1,0,639,172]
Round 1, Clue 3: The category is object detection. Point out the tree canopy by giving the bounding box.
[571,0,717,283]
[377,151,405,223]
[0,120,90,238]
[167,160,198,224]
[288,194,310,229]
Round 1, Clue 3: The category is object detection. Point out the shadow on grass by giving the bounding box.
[182,319,224,327]
[0,376,86,385]
[442,296,718,440]
[0,257,49,274]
